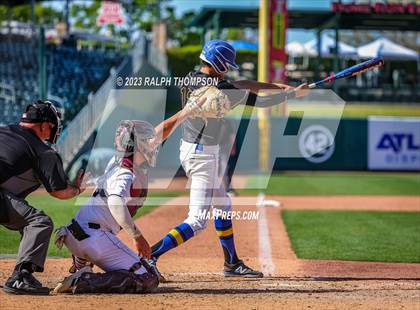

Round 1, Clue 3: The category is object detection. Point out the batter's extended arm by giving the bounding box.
[152,97,207,147]
[229,80,309,108]
[231,80,292,93]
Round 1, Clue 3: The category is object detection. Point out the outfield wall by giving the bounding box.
[271,118,367,171]
[153,116,420,174]
[270,116,420,171]
[153,115,420,175]
[75,114,419,180]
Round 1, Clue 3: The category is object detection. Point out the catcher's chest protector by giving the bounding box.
[127,168,148,217]
[121,158,149,216]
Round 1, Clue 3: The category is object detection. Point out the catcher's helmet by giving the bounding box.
[115,120,158,167]
[21,100,63,144]
[200,40,239,74]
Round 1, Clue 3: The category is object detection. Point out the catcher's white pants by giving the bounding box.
[180,140,232,234]
[63,225,147,275]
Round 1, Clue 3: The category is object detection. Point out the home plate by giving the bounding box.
[261,199,281,208]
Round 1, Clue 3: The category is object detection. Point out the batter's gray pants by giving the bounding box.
[0,190,53,272]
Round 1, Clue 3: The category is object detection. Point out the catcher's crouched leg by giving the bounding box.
[72,270,158,294]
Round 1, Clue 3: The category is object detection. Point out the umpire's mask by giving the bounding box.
[114,120,159,167]
[21,100,63,144]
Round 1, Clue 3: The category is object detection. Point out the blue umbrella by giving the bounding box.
[228,40,258,51]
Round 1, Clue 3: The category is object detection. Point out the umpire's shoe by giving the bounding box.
[223,260,264,278]
[3,270,50,295]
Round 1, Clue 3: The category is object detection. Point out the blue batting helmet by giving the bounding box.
[199,40,239,74]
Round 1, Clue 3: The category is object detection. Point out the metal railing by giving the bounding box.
[148,42,168,76]
[56,57,131,168]
[56,35,168,169]
[0,82,16,103]
[131,34,146,73]
[0,82,16,125]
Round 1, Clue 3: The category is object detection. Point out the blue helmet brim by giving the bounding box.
[200,53,238,74]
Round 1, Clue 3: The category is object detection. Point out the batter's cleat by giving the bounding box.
[223,260,264,278]
[3,270,50,295]
[53,265,93,294]
[226,189,237,197]
[147,257,167,283]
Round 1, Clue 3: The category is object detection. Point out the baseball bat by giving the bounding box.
[308,57,384,89]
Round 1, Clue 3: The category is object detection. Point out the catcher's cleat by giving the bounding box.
[223,260,264,278]
[53,265,93,294]
[69,264,77,274]
[147,257,167,283]
[69,255,93,274]
[3,270,50,295]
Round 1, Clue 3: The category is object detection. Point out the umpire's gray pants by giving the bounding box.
[0,191,53,272]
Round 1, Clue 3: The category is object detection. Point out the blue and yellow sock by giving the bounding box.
[214,217,239,265]
[151,223,194,259]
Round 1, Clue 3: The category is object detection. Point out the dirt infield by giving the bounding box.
[1,195,419,309]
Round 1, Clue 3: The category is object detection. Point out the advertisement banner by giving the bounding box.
[97,1,125,26]
[269,0,288,83]
[368,117,420,170]
[271,118,367,171]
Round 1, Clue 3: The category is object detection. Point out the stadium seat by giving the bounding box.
[0,34,123,124]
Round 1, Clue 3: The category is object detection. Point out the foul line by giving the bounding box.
[257,192,275,276]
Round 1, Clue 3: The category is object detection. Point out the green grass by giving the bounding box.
[230,104,420,118]
[0,191,180,257]
[0,195,83,257]
[288,103,420,119]
[283,210,420,263]
[341,104,420,118]
[242,172,420,196]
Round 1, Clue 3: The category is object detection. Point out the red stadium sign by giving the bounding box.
[332,2,420,15]
[97,1,125,26]
[269,0,288,83]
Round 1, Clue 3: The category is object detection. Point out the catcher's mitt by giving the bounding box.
[185,85,231,121]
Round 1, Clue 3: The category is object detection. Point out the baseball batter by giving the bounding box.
[53,101,205,294]
[150,40,308,279]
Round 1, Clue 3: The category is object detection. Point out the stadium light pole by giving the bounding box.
[258,0,270,173]
[65,0,70,35]
[38,26,47,100]
[333,12,341,92]
[30,0,35,34]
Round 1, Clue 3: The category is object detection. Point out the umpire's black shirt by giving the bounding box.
[0,124,68,198]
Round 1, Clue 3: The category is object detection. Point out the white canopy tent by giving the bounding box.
[286,41,315,56]
[285,41,315,69]
[357,37,418,60]
[304,34,357,57]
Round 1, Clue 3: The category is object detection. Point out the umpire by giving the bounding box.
[0,100,86,295]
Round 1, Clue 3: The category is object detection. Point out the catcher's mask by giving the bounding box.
[21,100,63,144]
[115,120,158,167]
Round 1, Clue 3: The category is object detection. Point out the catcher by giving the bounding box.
[53,99,205,294]
[149,40,309,279]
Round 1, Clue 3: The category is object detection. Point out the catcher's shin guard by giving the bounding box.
[53,265,93,294]
[72,270,158,294]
